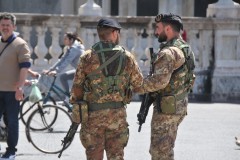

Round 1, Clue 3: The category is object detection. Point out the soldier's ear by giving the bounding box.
[165,25,172,33]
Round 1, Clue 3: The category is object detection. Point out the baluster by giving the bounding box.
[131,29,139,61]
[140,29,150,76]
[21,26,33,55]
[92,30,98,45]
[49,27,62,65]
[143,28,152,68]
[34,26,48,68]
[141,28,149,60]
[79,28,87,47]
[131,29,145,71]
[85,29,95,48]
[126,29,134,51]
[84,29,90,49]
[79,28,86,40]
[120,29,128,49]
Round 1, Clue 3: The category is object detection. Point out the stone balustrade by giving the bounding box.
[14,13,240,102]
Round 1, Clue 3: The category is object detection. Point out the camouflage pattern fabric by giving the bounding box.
[70,43,143,159]
[70,48,143,103]
[150,97,187,160]
[133,37,191,159]
[80,107,129,160]
[134,44,185,94]
[71,101,88,124]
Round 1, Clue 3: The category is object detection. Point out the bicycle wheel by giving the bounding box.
[19,94,56,126]
[25,105,72,154]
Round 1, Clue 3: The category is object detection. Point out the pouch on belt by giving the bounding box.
[161,95,176,114]
[71,101,88,124]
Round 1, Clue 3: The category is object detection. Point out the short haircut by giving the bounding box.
[0,12,16,25]
[155,13,183,32]
[162,22,181,32]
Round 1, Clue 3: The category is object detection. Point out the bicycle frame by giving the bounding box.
[42,75,71,111]
[19,74,72,125]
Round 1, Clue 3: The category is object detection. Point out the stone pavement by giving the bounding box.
[1,102,240,160]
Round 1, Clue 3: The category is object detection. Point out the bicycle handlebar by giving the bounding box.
[28,74,42,85]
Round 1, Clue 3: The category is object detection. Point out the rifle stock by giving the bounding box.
[58,122,79,158]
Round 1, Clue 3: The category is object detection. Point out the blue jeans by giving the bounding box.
[0,91,20,154]
[59,69,75,93]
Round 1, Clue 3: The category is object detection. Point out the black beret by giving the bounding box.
[97,18,121,29]
[155,13,183,30]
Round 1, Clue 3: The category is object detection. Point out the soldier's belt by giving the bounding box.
[88,102,124,112]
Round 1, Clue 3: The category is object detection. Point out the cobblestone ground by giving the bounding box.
[1,102,240,160]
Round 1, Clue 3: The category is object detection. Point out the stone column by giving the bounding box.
[207,0,240,102]
[182,0,194,16]
[60,0,74,14]
[158,0,182,15]
[128,0,137,16]
[158,0,167,14]
[102,0,110,16]
[119,0,128,16]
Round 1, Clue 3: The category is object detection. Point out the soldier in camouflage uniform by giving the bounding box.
[70,18,143,160]
[134,13,195,160]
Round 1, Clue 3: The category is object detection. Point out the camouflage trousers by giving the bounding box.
[80,107,129,160]
[150,98,188,160]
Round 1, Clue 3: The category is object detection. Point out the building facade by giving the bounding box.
[0,0,240,102]
[0,0,227,17]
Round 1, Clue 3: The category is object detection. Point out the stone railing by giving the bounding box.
[14,13,240,102]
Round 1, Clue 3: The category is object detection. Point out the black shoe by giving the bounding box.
[0,151,16,160]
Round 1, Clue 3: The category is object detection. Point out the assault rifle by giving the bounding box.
[58,122,79,158]
[137,48,155,132]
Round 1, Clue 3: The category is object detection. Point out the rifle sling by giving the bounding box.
[86,49,122,77]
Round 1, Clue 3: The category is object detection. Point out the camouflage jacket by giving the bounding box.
[134,38,188,97]
[70,42,143,104]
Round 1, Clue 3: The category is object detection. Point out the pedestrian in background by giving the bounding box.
[134,13,195,160]
[42,32,85,105]
[70,18,143,159]
[0,12,31,160]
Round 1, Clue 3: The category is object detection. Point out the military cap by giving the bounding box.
[155,13,183,30]
[97,18,121,29]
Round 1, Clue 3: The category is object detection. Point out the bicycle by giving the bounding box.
[25,104,72,154]
[19,74,72,128]
[21,74,74,154]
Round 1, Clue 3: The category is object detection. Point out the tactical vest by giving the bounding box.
[84,42,131,105]
[158,38,195,100]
